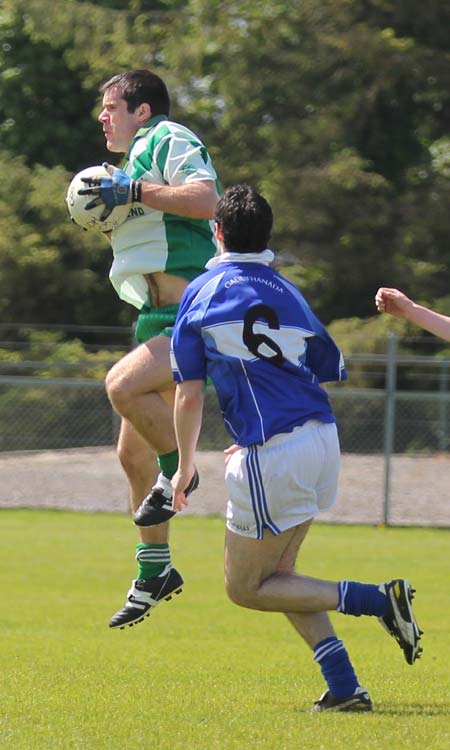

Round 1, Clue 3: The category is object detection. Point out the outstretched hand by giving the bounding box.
[78,163,135,221]
[375,288,413,319]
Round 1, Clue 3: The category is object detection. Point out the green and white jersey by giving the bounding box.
[109,115,219,309]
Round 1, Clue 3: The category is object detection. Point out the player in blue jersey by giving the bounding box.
[165,184,422,711]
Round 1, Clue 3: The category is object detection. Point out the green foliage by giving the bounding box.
[0,328,126,450]
[328,314,409,355]
[1,0,450,328]
[430,138,450,178]
[0,151,132,327]
[164,0,450,320]
[0,5,105,170]
[275,150,396,321]
[0,0,184,171]
[0,329,124,378]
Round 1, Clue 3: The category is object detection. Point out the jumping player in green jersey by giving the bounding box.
[82,69,220,629]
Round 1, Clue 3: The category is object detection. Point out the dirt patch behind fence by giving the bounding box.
[1,447,449,527]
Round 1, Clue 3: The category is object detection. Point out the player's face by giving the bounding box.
[98,87,142,153]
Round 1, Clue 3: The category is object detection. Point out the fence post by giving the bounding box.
[439,360,449,452]
[383,333,398,525]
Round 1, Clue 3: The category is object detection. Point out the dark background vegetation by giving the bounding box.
[1,0,450,371]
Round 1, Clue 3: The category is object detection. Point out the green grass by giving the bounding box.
[1,510,449,750]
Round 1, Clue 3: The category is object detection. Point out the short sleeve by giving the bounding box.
[304,333,347,383]
[158,136,217,187]
[171,299,208,382]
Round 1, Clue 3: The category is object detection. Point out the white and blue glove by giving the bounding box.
[79,163,142,221]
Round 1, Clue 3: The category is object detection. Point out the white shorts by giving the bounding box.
[225,420,340,539]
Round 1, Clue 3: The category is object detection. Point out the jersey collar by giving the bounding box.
[205,249,274,269]
[126,115,169,158]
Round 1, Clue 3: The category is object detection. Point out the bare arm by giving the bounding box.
[171,380,205,510]
[375,287,450,342]
[140,179,218,219]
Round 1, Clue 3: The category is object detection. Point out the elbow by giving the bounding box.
[177,383,204,412]
[179,391,203,412]
[195,184,219,219]
[205,192,219,219]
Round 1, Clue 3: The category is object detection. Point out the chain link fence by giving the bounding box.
[1,374,450,454]
[1,332,449,525]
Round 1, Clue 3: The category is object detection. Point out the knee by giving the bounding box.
[105,362,132,410]
[225,574,259,609]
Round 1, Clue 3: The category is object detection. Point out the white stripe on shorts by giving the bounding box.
[246,445,281,540]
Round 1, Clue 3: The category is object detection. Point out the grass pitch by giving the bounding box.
[0,510,449,750]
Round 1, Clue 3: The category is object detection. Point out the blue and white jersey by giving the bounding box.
[171,250,347,447]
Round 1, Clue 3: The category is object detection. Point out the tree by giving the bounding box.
[0,0,178,330]
[0,152,131,327]
[164,0,450,320]
[0,8,105,171]
[0,0,180,171]
[1,0,450,328]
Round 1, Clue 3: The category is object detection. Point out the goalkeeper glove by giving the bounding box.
[79,163,142,221]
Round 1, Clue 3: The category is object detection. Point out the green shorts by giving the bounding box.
[134,303,180,344]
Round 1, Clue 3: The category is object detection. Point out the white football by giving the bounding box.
[66,165,130,232]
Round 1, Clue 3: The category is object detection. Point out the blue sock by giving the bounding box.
[314,637,359,698]
[337,581,387,617]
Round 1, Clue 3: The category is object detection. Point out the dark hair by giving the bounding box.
[214,184,273,253]
[100,69,170,116]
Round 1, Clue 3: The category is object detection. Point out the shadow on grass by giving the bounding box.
[300,703,450,716]
[368,703,450,717]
